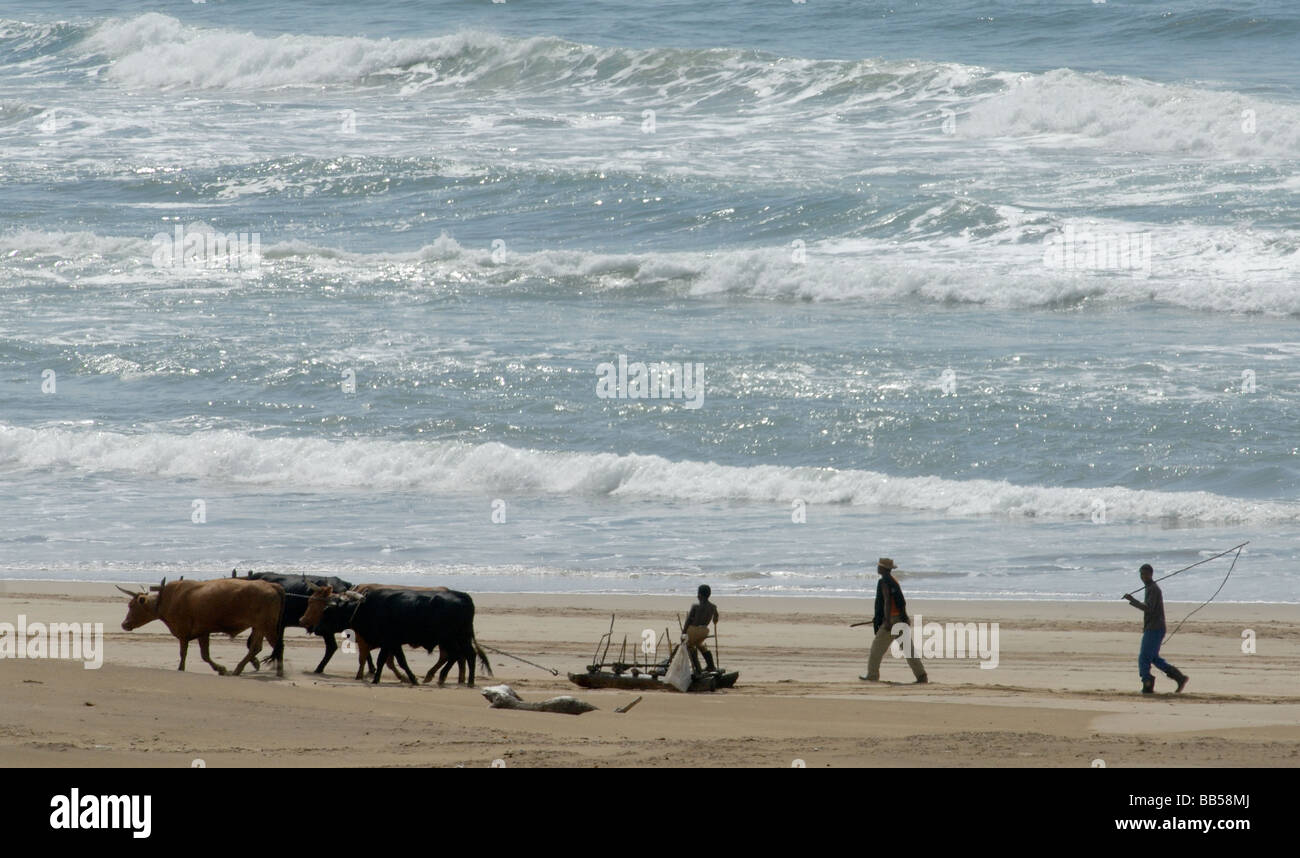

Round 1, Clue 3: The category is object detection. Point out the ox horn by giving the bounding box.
[115,585,139,597]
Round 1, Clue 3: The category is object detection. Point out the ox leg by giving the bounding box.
[438,655,455,686]
[270,627,283,678]
[423,647,449,685]
[466,640,476,687]
[314,633,336,674]
[356,639,370,681]
[386,653,412,684]
[234,630,263,676]
[177,637,189,671]
[389,647,419,685]
[197,635,228,675]
[243,637,261,672]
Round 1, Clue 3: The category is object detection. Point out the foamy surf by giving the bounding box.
[5,227,1298,315]
[2,424,1295,527]
[4,3,1299,602]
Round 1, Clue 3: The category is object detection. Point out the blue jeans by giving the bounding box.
[1139,628,1171,680]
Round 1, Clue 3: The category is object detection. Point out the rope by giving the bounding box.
[481,644,559,676]
[1122,541,1249,598]
[1162,543,1244,645]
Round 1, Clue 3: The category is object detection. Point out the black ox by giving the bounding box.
[306,587,488,686]
[234,569,357,674]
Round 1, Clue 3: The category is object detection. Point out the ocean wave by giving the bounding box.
[2,424,1296,526]
[4,225,1299,315]
[0,228,152,259]
[0,99,44,125]
[200,227,1300,315]
[63,13,1300,161]
[76,12,979,106]
[960,68,1300,158]
[0,18,84,63]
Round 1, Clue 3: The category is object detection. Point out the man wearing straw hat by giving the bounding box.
[861,558,928,683]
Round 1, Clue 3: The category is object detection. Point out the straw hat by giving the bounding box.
[877,557,897,570]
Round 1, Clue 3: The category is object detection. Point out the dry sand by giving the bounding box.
[2,581,1297,767]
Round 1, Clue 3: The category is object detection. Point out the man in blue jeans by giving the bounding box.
[1123,563,1189,694]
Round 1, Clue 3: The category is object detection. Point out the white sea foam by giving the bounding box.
[0,229,152,259]
[960,68,1300,159]
[75,15,1300,166]
[2,424,1295,526]
[82,14,597,92]
[4,225,1298,314]
[259,228,1300,315]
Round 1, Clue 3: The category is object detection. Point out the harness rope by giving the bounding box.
[480,644,559,676]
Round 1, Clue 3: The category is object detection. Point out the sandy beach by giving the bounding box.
[2,581,1297,768]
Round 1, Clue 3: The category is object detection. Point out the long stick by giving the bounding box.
[480,644,559,676]
[1162,544,1245,645]
[713,619,720,671]
[1122,542,1249,598]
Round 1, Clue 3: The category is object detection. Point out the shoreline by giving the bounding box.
[0,578,1292,606]
[2,582,1297,767]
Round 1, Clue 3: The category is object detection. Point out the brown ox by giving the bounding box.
[118,577,287,677]
[302,584,489,685]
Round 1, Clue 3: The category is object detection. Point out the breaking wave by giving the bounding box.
[2,424,1296,526]
[5,226,1297,315]
[48,13,1298,160]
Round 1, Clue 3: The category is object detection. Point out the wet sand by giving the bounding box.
[2,582,1297,767]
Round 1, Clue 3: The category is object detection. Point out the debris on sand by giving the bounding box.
[481,684,596,715]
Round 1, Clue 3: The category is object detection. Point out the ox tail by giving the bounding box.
[474,636,493,677]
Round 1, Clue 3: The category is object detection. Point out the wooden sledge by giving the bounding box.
[566,614,738,693]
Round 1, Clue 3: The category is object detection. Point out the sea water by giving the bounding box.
[1,1,1297,601]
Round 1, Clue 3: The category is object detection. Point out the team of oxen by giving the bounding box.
[116,571,492,686]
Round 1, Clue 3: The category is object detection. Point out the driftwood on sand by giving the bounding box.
[481,684,596,715]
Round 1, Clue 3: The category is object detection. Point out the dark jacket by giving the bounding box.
[1133,582,1165,632]
[873,575,909,633]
